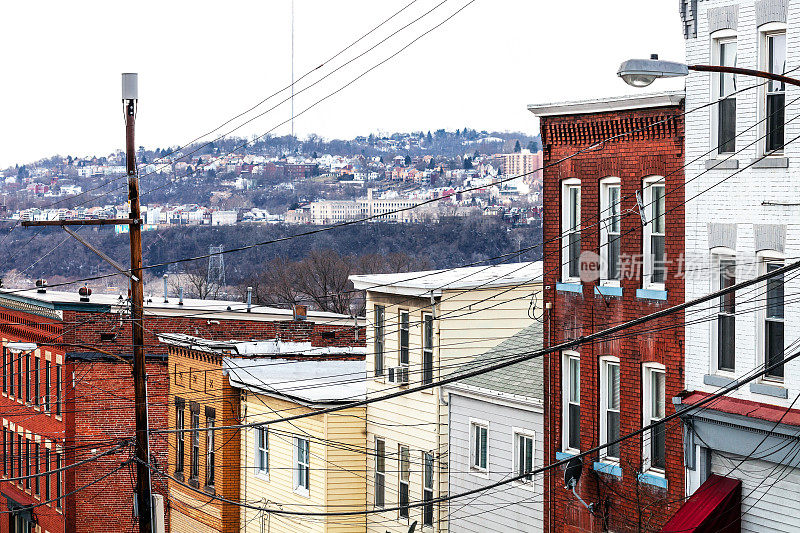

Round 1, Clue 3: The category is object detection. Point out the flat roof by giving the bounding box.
[0,288,354,324]
[349,261,542,297]
[527,91,684,117]
[224,357,366,405]
[158,333,366,357]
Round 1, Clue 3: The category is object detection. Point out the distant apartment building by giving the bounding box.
[305,191,429,225]
[349,262,542,533]
[160,333,364,533]
[210,210,237,226]
[499,149,542,180]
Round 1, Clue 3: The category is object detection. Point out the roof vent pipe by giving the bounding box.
[178,286,184,306]
[35,279,47,294]
[247,286,252,312]
[163,274,169,303]
[78,286,92,302]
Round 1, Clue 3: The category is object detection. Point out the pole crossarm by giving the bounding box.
[60,226,139,282]
[690,64,800,87]
[22,218,141,227]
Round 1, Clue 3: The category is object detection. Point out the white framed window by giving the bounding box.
[293,436,310,495]
[375,437,385,508]
[642,363,666,473]
[711,251,736,373]
[562,178,581,281]
[758,255,785,382]
[513,428,535,485]
[374,305,385,377]
[422,313,434,385]
[562,352,581,452]
[470,419,488,473]
[399,310,410,367]
[599,357,620,462]
[642,177,666,289]
[600,177,621,284]
[255,427,269,478]
[760,25,786,153]
[711,31,737,154]
[399,445,410,519]
[422,452,434,527]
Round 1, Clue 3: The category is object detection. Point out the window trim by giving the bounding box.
[293,436,310,496]
[759,24,787,155]
[562,178,582,282]
[422,312,434,386]
[710,32,738,155]
[374,305,385,379]
[374,437,386,509]
[642,176,666,290]
[562,351,581,453]
[710,249,737,375]
[599,356,621,463]
[512,427,536,489]
[422,451,435,527]
[398,444,411,519]
[175,397,185,475]
[255,427,269,480]
[469,418,489,477]
[757,252,786,383]
[599,177,622,286]
[205,407,216,489]
[399,309,410,367]
[642,362,667,475]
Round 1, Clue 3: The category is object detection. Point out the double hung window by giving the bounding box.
[256,427,269,476]
[422,313,434,385]
[563,353,581,451]
[765,261,785,380]
[643,365,666,471]
[716,256,736,372]
[374,438,385,508]
[600,359,620,461]
[471,422,488,471]
[600,179,621,282]
[563,181,582,280]
[423,452,434,526]
[715,37,737,153]
[514,432,535,482]
[374,305,385,377]
[294,437,310,493]
[765,32,786,152]
[643,179,666,287]
[399,445,410,518]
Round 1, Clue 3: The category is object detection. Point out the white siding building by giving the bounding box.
[676,1,800,530]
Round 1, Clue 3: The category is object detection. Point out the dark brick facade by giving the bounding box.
[540,101,686,532]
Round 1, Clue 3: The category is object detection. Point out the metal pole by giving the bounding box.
[124,73,152,533]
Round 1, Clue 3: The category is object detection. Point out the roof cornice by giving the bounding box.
[527,91,685,117]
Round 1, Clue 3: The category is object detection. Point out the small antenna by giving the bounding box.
[564,457,595,513]
[635,190,648,226]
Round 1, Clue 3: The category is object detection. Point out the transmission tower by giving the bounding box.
[208,245,226,287]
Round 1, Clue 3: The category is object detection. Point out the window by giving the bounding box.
[715,255,736,372]
[643,179,666,287]
[33,442,39,497]
[17,435,21,486]
[56,451,63,510]
[8,430,13,478]
[514,432,535,482]
[562,180,581,280]
[600,358,620,461]
[44,448,50,502]
[205,408,215,487]
[423,452,434,527]
[175,398,185,474]
[765,261,785,380]
[190,407,200,482]
[25,438,29,490]
[374,305,385,377]
[422,313,434,385]
[600,179,621,282]
[256,427,269,476]
[25,352,30,404]
[2,428,5,477]
[399,445,410,519]
[375,438,385,508]
[764,31,786,152]
[33,357,39,407]
[44,361,50,412]
[399,310,409,367]
[17,353,21,401]
[2,346,6,394]
[294,437,310,494]
[563,353,581,451]
[643,365,666,472]
[470,422,488,471]
[714,37,737,153]
[55,364,62,416]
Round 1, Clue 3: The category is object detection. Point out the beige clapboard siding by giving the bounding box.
[364,283,541,533]
[241,392,367,533]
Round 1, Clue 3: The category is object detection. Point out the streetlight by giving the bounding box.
[6,342,38,354]
[5,342,130,365]
[617,53,800,88]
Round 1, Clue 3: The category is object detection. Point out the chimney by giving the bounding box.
[178,286,184,306]
[78,286,92,302]
[35,279,47,294]
[163,274,169,303]
[246,286,252,312]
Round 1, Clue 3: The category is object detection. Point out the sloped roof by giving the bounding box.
[447,322,543,401]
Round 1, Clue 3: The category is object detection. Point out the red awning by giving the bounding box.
[660,474,741,533]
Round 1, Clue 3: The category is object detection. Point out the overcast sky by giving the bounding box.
[0,1,685,168]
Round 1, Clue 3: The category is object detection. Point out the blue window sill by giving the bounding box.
[638,472,668,489]
[556,282,582,294]
[636,288,668,301]
[595,285,622,297]
[593,461,622,477]
[555,451,576,461]
[750,382,788,399]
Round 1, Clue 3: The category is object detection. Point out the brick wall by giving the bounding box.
[541,104,686,532]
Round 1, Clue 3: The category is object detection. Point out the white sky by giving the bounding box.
[0,0,686,168]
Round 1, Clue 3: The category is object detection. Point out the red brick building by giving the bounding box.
[0,288,362,533]
[529,92,686,532]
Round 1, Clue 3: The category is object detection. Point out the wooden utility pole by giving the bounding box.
[22,72,152,532]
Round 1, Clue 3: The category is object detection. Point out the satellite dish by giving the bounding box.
[564,457,583,489]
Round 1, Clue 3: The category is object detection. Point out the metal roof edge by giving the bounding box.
[527,90,685,117]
